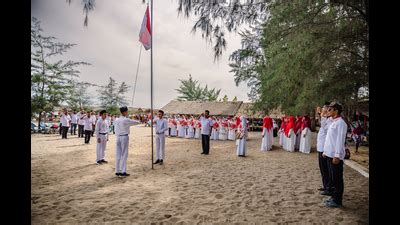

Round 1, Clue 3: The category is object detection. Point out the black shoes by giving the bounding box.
[116,172,130,177]
[324,198,342,208]
[100,159,108,163]
[154,160,163,165]
[320,190,333,196]
[96,161,102,165]
[201,152,205,154]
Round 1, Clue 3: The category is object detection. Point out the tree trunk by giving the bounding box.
[38,112,42,129]
[310,109,316,132]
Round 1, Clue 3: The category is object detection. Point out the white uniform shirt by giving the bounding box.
[71,114,78,124]
[95,118,109,136]
[317,117,333,152]
[323,117,348,160]
[90,115,97,125]
[60,114,71,127]
[78,113,86,125]
[200,116,214,135]
[114,116,140,136]
[154,117,168,134]
[83,115,94,131]
[105,116,111,125]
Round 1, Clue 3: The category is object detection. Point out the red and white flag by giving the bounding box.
[139,5,151,50]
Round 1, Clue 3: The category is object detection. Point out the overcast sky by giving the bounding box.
[31,0,250,109]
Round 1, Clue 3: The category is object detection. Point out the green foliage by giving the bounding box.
[31,17,90,126]
[254,0,368,116]
[176,74,221,101]
[65,81,93,110]
[222,95,228,102]
[97,77,130,112]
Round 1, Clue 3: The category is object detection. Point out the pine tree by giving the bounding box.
[97,77,130,113]
[31,17,90,126]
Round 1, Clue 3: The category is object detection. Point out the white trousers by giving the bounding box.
[96,134,107,162]
[156,133,165,160]
[115,135,129,173]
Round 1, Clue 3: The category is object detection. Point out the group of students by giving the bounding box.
[277,115,312,153]
[58,110,117,143]
[162,115,245,141]
[57,102,349,207]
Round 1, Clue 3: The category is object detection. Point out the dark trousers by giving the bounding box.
[327,157,344,205]
[318,152,331,191]
[70,123,77,135]
[84,130,92,143]
[201,134,210,154]
[91,125,95,136]
[61,126,69,139]
[78,125,84,137]
[59,123,62,135]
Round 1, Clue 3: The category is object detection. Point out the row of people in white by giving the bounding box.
[165,116,242,141]
[278,116,312,153]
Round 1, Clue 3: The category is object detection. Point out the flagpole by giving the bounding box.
[150,0,154,170]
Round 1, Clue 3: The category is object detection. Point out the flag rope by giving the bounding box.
[131,44,143,107]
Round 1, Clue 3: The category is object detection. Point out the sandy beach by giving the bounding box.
[31,125,369,224]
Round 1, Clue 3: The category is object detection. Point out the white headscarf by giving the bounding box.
[240,116,247,130]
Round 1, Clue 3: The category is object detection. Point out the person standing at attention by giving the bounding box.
[83,111,94,144]
[153,110,169,165]
[91,111,97,137]
[299,115,312,153]
[70,111,78,135]
[237,115,248,157]
[200,110,213,155]
[261,115,273,151]
[78,110,86,138]
[95,110,109,165]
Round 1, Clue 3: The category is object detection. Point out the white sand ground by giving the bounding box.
[31,125,369,224]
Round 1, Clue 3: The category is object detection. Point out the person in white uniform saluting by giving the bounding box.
[60,109,71,139]
[322,102,347,208]
[95,110,109,165]
[153,110,169,165]
[316,102,333,194]
[114,106,141,177]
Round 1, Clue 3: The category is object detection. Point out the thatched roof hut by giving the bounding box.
[236,102,264,118]
[160,100,243,116]
[236,103,283,119]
